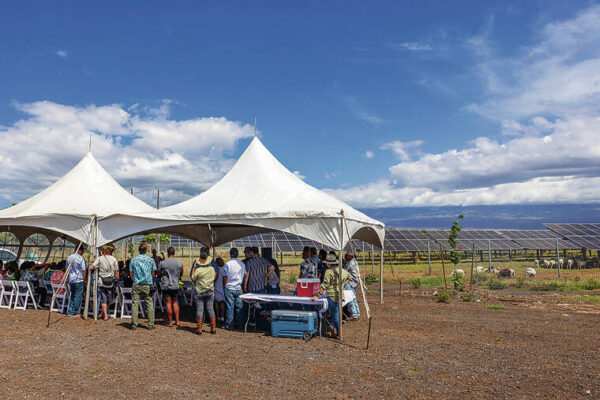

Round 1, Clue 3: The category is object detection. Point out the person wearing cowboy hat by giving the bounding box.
[312,253,350,339]
[343,250,360,321]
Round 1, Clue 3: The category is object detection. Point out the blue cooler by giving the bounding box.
[270,310,318,340]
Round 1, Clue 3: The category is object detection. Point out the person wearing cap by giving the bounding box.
[90,244,119,321]
[66,245,88,317]
[299,246,318,279]
[312,253,350,339]
[343,250,361,320]
[224,247,247,330]
[191,247,217,334]
[129,242,157,330]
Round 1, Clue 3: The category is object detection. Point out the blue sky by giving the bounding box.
[1,1,599,208]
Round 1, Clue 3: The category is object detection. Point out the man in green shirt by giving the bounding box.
[312,253,350,339]
[129,243,156,330]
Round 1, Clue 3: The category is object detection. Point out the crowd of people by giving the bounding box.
[0,242,362,338]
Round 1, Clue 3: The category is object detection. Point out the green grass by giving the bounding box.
[437,290,451,303]
[410,367,421,372]
[485,305,507,310]
[421,275,443,287]
[487,278,506,290]
[575,295,600,304]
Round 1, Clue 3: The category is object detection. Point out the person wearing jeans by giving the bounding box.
[312,253,350,339]
[191,249,217,335]
[66,245,87,317]
[129,243,156,330]
[224,248,246,330]
[342,250,361,320]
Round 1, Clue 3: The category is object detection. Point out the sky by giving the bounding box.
[1,1,599,209]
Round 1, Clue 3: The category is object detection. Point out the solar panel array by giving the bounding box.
[385,229,432,251]
[497,230,577,250]
[423,229,521,251]
[545,223,600,250]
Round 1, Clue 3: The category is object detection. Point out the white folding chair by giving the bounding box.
[14,281,38,310]
[0,281,16,309]
[118,287,145,319]
[50,283,69,313]
[43,280,53,307]
[152,288,164,312]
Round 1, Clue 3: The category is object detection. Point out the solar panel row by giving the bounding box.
[545,224,600,250]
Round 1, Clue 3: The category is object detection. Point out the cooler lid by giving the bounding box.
[296,278,320,283]
[271,309,317,318]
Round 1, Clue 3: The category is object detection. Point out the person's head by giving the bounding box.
[50,262,57,269]
[216,257,225,267]
[230,247,239,259]
[243,247,251,258]
[262,247,272,260]
[199,247,209,260]
[77,244,86,255]
[310,247,317,258]
[302,246,310,260]
[318,249,327,261]
[138,242,149,255]
[324,253,339,268]
[328,250,337,257]
[345,250,354,261]
[251,246,259,257]
[7,261,18,273]
[102,244,115,256]
[118,260,124,269]
[152,249,157,256]
[167,247,176,257]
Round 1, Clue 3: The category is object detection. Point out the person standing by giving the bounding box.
[312,253,350,339]
[224,248,246,331]
[243,247,274,294]
[213,257,227,326]
[91,245,119,321]
[342,250,360,320]
[299,246,318,279]
[129,243,156,330]
[66,245,88,317]
[317,249,328,283]
[191,248,216,335]
[158,247,183,327]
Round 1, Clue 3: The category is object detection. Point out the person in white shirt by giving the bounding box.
[223,248,247,331]
[90,245,119,320]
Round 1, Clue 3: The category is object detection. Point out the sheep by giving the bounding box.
[548,259,556,269]
[498,268,515,278]
[452,269,465,277]
[525,267,536,278]
[543,259,551,268]
[490,267,500,274]
[574,259,587,269]
[534,260,540,268]
[566,259,574,269]
[475,266,486,274]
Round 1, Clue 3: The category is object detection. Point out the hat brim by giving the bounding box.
[326,261,339,265]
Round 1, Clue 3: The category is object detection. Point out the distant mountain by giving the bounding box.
[358,204,600,230]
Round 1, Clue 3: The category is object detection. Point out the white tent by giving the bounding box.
[97,137,385,250]
[0,152,156,254]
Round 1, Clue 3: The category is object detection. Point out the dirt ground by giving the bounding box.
[1,284,599,399]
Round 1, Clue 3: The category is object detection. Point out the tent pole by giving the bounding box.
[338,214,344,341]
[43,242,54,263]
[92,217,98,320]
[15,241,24,263]
[380,248,384,305]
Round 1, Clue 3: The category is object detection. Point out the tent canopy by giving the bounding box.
[98,137,385,249]
[0,153,155,245]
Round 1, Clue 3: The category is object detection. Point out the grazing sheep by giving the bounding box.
[543,259,551,268]
[452,269,465,277]
[498,268,515,278]
[490,267,500,274]
[548,259,556,268]
[566,259,574,269]
[574,259,587,269]
[475,266,486,274]
[525,267,536,278]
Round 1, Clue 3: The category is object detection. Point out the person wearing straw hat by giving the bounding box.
[90,244,119,321]
[343,250,360,321]
[312,253,350,339]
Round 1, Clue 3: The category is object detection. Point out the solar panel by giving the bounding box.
[424,229,520,250]
[497,230,578,250]
[545,223,600,250]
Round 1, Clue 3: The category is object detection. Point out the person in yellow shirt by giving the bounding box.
[312,253,350,339]
[191,248,216,335]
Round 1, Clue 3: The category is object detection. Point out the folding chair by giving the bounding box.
[50,283,69,313]
[0,281,16,309]
[118,287,145,319]
[14,281,38,310]
[152,287,164,312]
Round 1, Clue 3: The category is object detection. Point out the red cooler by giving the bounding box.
[297,278,320,297]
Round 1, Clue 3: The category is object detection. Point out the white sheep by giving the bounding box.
[543,259,551,268]
[566,259,574,269]
[525,267,536,278]
[475,266,486,274]
[548,259,556,268]
[498,268,515,278]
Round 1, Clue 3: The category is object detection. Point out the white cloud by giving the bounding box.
[380,140,423,162]
[365,150,374,159]
[327,5,600,207]
[54,50,68,58]
[0,100,254,206]
[340,94,385,126]
[389,42,432,51]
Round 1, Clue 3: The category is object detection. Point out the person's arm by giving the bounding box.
[243,271,249,292]
[222,275,228,287]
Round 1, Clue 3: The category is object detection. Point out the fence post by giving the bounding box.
[556,240,561,279]
[427,240,431,275]
[488,240,492,272]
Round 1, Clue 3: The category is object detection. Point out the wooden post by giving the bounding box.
[556,240,561,279]
[439,243,447,290]
[427,240,431,275]
[488,240,492,272]
[371,245,375,274]
[470,243,475,291]
[379,248,384,304]
[362,242,366,284]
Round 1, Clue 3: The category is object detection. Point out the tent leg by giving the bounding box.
[338,216,344,341]
[43,244,54,263]
[16,241,24,263]
[380,249,384,305]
